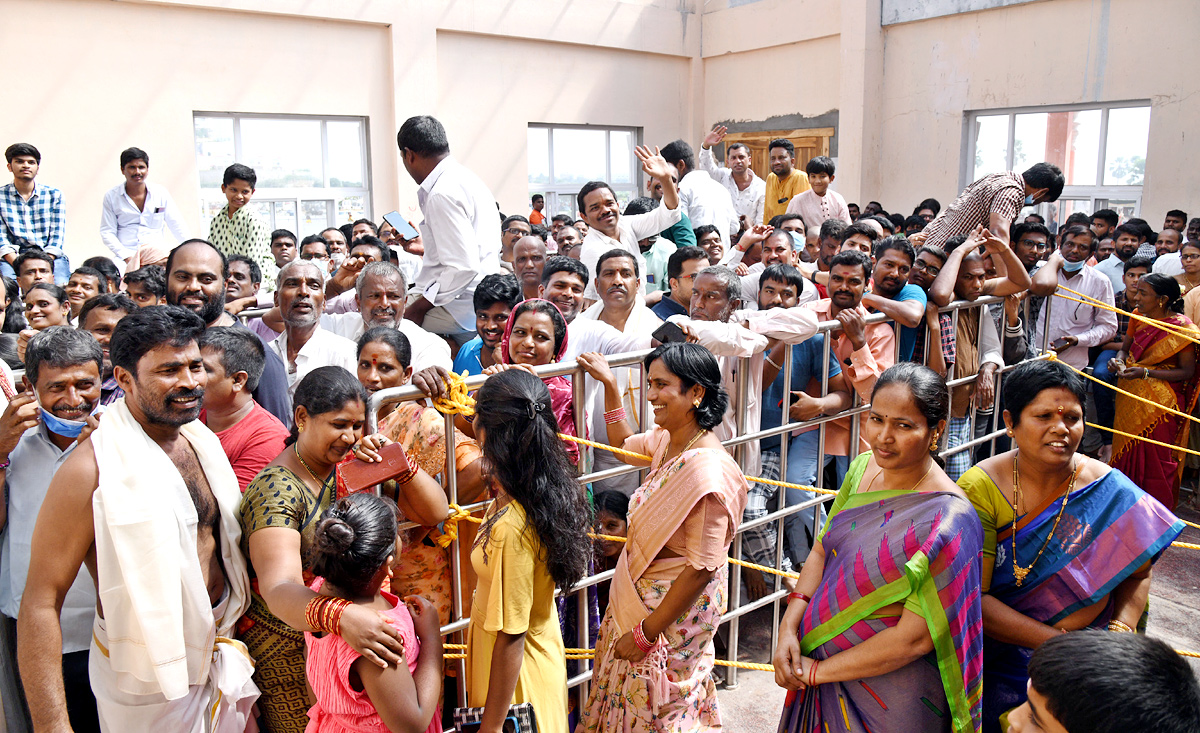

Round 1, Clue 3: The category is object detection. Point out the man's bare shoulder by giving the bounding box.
[52,437,100,500]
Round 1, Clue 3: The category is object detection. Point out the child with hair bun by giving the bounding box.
[305,493,443,733]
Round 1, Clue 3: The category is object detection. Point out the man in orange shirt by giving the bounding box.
[529,193,546,226]
[763,138,811,223]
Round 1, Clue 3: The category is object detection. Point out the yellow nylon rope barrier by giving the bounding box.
[1044,353,1200,427]
[1054,285,1200,343]
[1086,422,1200,457]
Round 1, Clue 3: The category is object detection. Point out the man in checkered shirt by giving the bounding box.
[914,162,1065,252]
[0,143,70,285]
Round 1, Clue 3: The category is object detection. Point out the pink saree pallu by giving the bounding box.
[778,489,985,733]
[577,428,748,733]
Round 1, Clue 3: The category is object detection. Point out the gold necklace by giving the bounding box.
[1010,451,1077,587]
[294,443,331,487]
[864,458,935,493]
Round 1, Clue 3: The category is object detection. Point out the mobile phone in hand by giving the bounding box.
[652,321,687,344]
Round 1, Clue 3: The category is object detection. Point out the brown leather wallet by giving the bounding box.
[339,442,415,493]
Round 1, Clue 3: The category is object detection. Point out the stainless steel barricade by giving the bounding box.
[361,295,1040,717]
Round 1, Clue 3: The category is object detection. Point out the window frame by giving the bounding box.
[960,100,1150,219]
[528,123,642,218]
[192,111,373,233]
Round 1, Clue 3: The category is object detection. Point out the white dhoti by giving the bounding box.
[88,398,258,732]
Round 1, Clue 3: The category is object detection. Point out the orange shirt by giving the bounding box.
[530,209,546,225]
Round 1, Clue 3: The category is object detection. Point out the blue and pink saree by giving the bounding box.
[778,454,985,733]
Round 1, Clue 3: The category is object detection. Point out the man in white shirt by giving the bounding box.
[577,147,683,302]
[268,260,356,396]
[662,139,739,253]
[667,265,819,476]
[699,125,765,228]
[1151,227,1185,277]
[99,147,188,267]
[720,226,818,307]
[579,250,663,494]
[398,116,503,343]
[1030,225,1118,369]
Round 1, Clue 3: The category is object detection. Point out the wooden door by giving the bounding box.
[721,128,835,179]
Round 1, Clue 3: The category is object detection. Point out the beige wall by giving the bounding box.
[875,0,1200,222]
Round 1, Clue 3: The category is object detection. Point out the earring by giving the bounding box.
[1006,429,1014,436]
[929,433,941,451]
[693,399,702,408]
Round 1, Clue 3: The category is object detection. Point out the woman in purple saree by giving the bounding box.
[774,364,984,733]
[958,359,1183,732]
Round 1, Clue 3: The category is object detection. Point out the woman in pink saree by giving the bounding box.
[576,343,749,733]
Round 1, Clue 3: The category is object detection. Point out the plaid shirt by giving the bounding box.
[911,311,957,366]
[921,172,1024,252]
[0,183,65,258]
[1114,291,1133,342]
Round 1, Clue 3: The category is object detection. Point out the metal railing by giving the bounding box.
[361,294,1047,711]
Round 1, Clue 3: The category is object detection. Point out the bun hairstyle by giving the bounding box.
[871,363,950,466]
[643,342,729,431]
[472,369,591,592]
[309,493,399,598]
[1139,272,1185,314]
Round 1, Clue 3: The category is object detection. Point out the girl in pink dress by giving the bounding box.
[304,493,444,733]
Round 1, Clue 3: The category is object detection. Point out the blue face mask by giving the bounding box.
[1061,258,1086,273]
[1024,195,1035,206]
[39,403,103,438]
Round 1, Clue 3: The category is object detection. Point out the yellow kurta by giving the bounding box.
[763,169,811,223]
[466,500,567,733]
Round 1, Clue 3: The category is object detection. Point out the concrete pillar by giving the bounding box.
[837,0,885,205]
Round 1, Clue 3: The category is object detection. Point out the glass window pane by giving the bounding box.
[195,117,235,189]
[1037,109,1101,186]
[552,129,607,184]
[528,127,550,186]
[614,189,634,211]
[1047,198,1092,234]
[199,198,227,231]
[1106,198,1140,223]
[973,115,1009,179]
[302,200,333,231]
[1104,107,1150,186]
[1012,113,1046,173]
[609,131,633,184]
[241,118,323,188]
[327,121,364,188]
[273,201,298,233]
[337,195,367,225]
[553,193,577,217]
[246,201,274,229]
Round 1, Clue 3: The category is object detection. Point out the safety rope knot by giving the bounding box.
[432,502,483,548]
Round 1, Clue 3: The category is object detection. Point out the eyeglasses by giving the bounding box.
[911,261,941,277]
[1181,253,1200,261]
[503,228,530,237]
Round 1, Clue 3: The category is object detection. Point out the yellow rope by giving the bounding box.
[1181,518,1200,531]
[1045,353,1200,427]
[1172,541,1200,551]
[747,474,841,496]
[558,433,652,462]
[1086,422,1200,457]
[1054,285,1200,343]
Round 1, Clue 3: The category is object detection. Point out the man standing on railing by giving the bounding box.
[913,163,1065,250]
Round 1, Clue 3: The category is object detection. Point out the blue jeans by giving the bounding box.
[1092,349,1120,445]
[0,253,71,285]
[780,429,848,566]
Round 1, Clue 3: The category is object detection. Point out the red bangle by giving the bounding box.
[788,592,811,604]
[808,658,820,687]
[632,620,658,653]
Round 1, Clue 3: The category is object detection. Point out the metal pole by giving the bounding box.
[725,356,752,690]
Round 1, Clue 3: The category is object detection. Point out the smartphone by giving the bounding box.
[382,211,421,240]
[652,321,687,344]
[1049,337,1072,351]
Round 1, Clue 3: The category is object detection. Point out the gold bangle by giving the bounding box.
[1107,620,1135,633]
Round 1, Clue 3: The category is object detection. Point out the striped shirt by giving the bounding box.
[208,203,273,289]
[0,183,65,258]
[922,172,1025,251]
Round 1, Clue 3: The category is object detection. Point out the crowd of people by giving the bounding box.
[1,112,1199,733]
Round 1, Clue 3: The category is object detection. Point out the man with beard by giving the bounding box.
[452,273,521,376]
[740,264,850,599]
[927,233,1005,480]
[0,327,104,733]
[665,264,818,476]
[1092,222,1144,294]
[553,225,583,260]
[267,259,356,397]
[699,125,766,230]
[165,240,292,424]
[791,250,894,491]
[78,294,138,405]
[512,234,547,300]
[580,250,664,494]
[762,138,810,223]
[18,307,256,732]
[860,236,926,361]
[1151,226,1185,277]
[651,246,708,320]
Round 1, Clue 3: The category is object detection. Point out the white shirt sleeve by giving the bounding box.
[627,205,682,242]
[979,308,1004,368]
[99,189,123,259]
[667,315,767,357]
[420,190,485,306]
